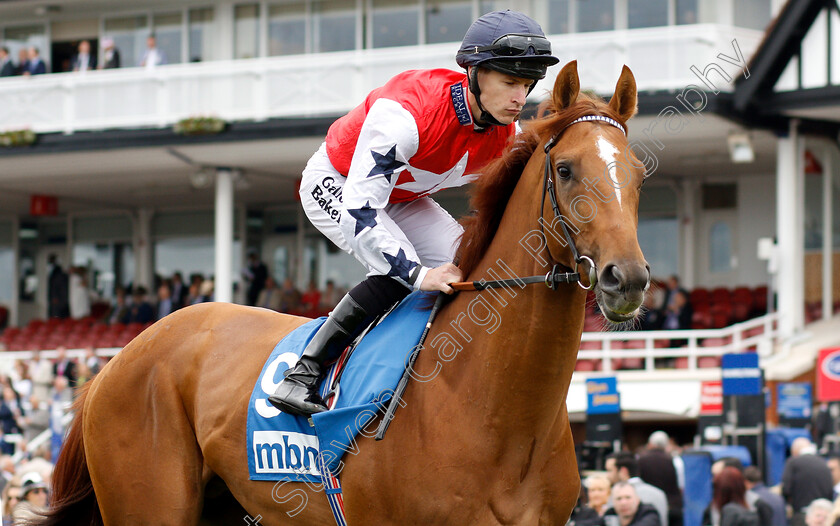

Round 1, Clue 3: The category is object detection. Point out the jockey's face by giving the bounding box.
[470,67,533,125]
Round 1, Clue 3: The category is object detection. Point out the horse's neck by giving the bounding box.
[433,169,587,427]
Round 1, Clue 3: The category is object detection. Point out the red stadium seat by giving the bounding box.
[711,287,731,304]
[690,288,710,305]
[698,356,722,368]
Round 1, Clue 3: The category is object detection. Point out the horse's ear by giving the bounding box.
[609,65,637,121]
[552,60,580,111]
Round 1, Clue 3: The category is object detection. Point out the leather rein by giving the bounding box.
[450,114,626,293]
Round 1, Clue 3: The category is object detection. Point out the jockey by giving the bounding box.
[269,10,559,416]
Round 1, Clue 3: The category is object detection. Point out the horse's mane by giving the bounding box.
[455,93,626,278]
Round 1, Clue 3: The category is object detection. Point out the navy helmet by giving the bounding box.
[457,10,559,81]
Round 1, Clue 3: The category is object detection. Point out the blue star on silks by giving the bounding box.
[348,201,377,236]
[367,145,405,183]
[383,248,418,282]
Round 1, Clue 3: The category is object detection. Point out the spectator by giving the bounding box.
[783,438,834,526]
[242,252,268,306]
[28,351,53,402]
[22,394,49,443]
[11,472,47,523]
[24,47,46,75]
[71,40,96,72]
[639,431,683,526]
[53,347,78,389]
[743,466,787,526]
[0,456,13,493]
[0,47,13,77]
[711,466,768,526]
[570,480,605,526]
[75,362,93,388]
[126,286,154,324]
[256,277,282,311]
[606,452,669,526]
[586,474,613,517]
[278,279,302,314]
[804,499,833,526]
[604,481,661,526]
[84,348,102,376]
[109,286,130,324]
[47,254,69,319]
[99,37,120,69]
[0,387,22,456]
[139,34,167,69]
[170,271,187,309]
[14,49,28,76]
[1,479,20,525]
[826,456,840,499]
[659,275,688,313]
[197,279,214,303]
[320,279,342,311]
[69,266,92,319]
[639,293,663,331]
[156,281,174,320]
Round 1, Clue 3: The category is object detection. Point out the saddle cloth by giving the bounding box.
[247,291,434,482]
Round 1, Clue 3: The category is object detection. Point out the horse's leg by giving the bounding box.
[84,351,206,526]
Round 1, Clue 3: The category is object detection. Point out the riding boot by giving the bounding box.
[268,294,375,416]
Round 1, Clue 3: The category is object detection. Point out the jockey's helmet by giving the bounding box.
[456,10,559,82]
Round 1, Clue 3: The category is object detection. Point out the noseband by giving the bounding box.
[540,114,626,291]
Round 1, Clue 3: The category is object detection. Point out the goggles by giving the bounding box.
[464,34,552,57]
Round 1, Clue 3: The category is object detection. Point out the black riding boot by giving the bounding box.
[268,294,374,416]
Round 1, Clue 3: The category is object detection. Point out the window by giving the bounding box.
[577,0,615,32]
[189,8,217,62]
[426,0,472,45]
[480,1,508,14]
[311,1,357,52]
[628,0,668,29]
[269,2,307,56]
[676,0,699,24]
[105,16,149,67]
[733,0,770,30]
[702,183,737,210]
[709,222,732,273]
[548,0,571,34]
[371,0,419,48]
[235,4,261,59]
[153,12,183,64]
[155,237,242,288]
[638,218,679,279]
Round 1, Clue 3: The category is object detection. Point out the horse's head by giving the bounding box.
[539,61,649,323]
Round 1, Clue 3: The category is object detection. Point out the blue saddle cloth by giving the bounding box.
[247,291,434,482]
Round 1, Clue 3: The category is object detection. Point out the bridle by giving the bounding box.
[540,114,627,291]
[450,113,627,294]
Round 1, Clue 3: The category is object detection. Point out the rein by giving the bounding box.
[451,114,626,294]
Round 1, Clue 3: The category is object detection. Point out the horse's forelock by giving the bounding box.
[455,94,625,279]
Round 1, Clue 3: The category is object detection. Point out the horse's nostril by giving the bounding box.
[599,264,623,291]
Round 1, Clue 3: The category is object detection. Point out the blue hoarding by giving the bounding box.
[721,353,761,395]
[586,377,620,414]
[777,383,812,419]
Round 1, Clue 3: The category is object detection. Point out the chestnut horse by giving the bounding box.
[38,61,648,526]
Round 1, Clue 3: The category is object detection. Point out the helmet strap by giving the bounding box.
[468,67,505,131]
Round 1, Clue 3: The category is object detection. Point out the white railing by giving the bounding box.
[0,24,763,135]
[576,313,780,373]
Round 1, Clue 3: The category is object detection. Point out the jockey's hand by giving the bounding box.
[419,263,462,295]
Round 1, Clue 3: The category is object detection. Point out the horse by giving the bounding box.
[37,60,649,526]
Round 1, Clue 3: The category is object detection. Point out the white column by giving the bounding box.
[133,208,154,289]
[215,168,235,303]
[823,148,834,320]
[680,179,697,289]
[776,120,805,337]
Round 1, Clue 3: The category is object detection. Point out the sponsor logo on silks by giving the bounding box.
[252,430,321,475]
[450,83,471,126]
[310,176,344,223]
[822,350,840,381]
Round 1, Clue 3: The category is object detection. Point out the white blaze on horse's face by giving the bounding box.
[595,134,622,210]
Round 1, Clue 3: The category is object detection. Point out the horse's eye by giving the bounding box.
[556,165,572,180]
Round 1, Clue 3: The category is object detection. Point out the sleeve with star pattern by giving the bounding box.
[339,98,430,290]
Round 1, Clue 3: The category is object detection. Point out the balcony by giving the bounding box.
[0,24,764,135]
